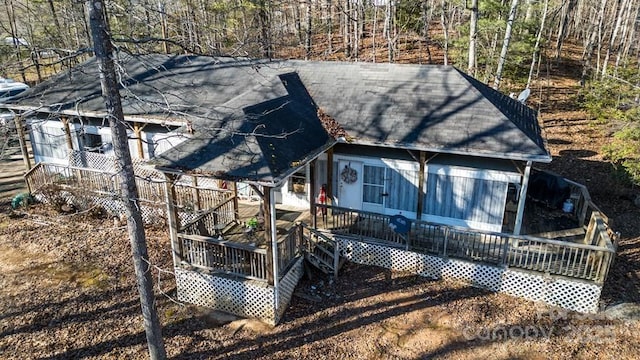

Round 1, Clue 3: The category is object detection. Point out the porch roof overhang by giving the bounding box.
[1,104,187,127]
[155,140,335,188]
[343,138,552,163]
[151,71,334,186]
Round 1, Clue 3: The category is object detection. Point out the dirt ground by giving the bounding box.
[0,203,639,360]
[1,48,640,359]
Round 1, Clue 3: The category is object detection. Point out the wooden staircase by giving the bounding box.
[301,223,345,278]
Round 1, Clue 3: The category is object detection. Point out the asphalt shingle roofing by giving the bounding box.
[4,54,550,184]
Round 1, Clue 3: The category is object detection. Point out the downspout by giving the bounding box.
[514,161,532,235]
[270,187,280,315]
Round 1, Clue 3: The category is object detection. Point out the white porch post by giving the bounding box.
[270,187,280,311]
[514,161,532,235]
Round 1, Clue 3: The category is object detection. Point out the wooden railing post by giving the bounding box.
[502,236,512,267]
[442,227,449,257]
[333,241,340,278]
[192,176,200,212]
[584,213,597,245]
[232,181,240,223]
[13,115,31,171]
[164,173,183,265]
[310,159,317,229]
[297,222,304,255]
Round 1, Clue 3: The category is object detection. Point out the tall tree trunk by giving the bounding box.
[373,3,378,62]
[619,0,640,66]
[85,1,167,359]
[257,0,272,58]
[440,0,449,66]
[580,10,598,86]
[4,0,26,82]
[614,0,635,73]
[305,0,312,59]
[555,0,576,60]
[353,0,360,60]
[47,0,62,37]
[595,0,609,76]
[602,0,629,77]
[386,0,394,62]
[326,0,333,54]
[158,1,170,54]
[421,0,433,64]
[294,1,303,45]
[527,0,549,89]
[524,0,534,22]
[494,0,520,90]
[468,0,478,75]
[343,0,351,58]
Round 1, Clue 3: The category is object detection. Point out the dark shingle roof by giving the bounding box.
[291,61,548,162]
[4,55,550,184]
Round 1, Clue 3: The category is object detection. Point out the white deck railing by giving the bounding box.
[315,204,616,283]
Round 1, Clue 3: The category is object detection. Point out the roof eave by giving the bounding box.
[348,139,552,163]
[155,140,338,187]
[268,139,337,188]
[1,104,187,126]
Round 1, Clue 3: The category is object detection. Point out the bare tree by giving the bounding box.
[468,0,478,75]
[420,0,433,64]
[305,0,312,59]
[494,0,520,90]
[601,0,630,77]
[554,0,577,60]
[526,0,549,89]
[85,0,167,359]
[440,0,449,66]
[595,0,609,76]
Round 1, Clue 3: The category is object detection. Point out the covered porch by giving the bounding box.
[166,172,616,317]
[23,151,618,320]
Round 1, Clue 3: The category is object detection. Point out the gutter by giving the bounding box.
[349,139,552,163]
[1,104,187,127]
[154,140,337,188]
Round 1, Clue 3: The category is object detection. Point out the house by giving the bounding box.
[2,55,617,325]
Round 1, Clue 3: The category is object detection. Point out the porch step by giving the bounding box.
[304,239,345,277]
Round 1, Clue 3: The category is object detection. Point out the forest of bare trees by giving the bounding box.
[0,1,637,85]
[1,0,640,183]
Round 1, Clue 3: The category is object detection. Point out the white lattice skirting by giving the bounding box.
[337,237,602,313]
[175,258,304,325]
[277,258,305,322]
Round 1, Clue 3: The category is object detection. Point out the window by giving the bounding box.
[363,165,385,204]
[82,133,103,153]
[422,169,509,230]
[289,167,306,194]
[30,123,66,160]
[385,168,419,212]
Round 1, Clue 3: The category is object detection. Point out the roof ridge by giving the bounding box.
[453,68,548,159]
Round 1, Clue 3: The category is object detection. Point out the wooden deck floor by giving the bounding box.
[218,200,311,247]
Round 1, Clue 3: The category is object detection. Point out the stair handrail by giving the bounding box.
[300,222,341,277]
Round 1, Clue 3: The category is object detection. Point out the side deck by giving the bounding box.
[314,205,616,284]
